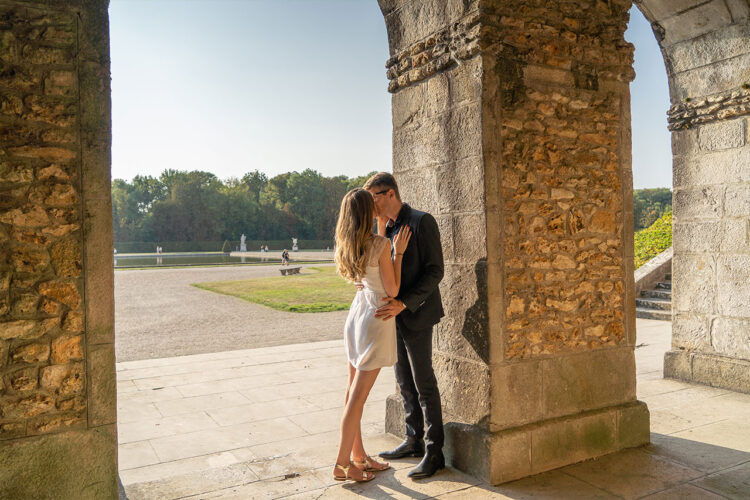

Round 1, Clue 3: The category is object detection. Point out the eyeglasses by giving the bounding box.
[372,189,390,197]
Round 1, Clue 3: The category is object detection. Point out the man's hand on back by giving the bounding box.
[375,297,406,320]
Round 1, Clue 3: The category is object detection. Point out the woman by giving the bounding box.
[332,188,411,482]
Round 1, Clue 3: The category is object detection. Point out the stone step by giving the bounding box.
[636,297,672,311]
[636,307,672,321]
[641,288,671,300]
[655,281,672,290]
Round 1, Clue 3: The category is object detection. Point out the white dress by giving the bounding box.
[344,235,397,371]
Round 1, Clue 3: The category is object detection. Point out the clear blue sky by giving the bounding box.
[109,1,672,189]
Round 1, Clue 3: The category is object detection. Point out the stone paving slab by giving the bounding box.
[118,319,750,499]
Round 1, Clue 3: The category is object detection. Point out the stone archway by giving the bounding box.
[1,0,748,496]
[634,0,750,393]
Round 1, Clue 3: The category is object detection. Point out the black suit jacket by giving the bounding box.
[385,204,445,331]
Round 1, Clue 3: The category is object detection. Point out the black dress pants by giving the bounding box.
[394,324,444,453]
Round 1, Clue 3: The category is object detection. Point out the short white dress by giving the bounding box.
[344,235,397,371]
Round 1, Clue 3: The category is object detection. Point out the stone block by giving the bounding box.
[445,55,482,106]
[87,343,116,426]
[663,350,693,380]
[392,82,424,129]
[384,392,404,437]
[698,119,745,152]
[83,199,114,345]
[666,23,750,73]
[395,166,438,214]
[530,410,617,473]
[452,213,486,263]
[660,0,732,45]
[720,218,750,253]
[638,0,705,21]
[672,254,716,314]
[673,186,723,220]
[434,351,490,426]
[673,222,720,253]
[437,263,488,362]
[435,157,485,214]
[445,422,492,483]
[616,401,650,449]
[724,184,750,217]
[673,147,750,188]
[711,317,750,360]
[388,0,477,51]
[0,425,118,499]
[671,128,699,157]
[434,214,455,262]
[672,314,710,350]
[490,361,543,430]
[672,53,750,100]
[692,352,750,393]
[541,348,636,419]
[717,255,750,316]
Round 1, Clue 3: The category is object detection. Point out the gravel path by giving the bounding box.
[114,264,348,362]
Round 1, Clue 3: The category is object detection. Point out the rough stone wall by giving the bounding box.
[484,0,635,362]
[0,1,117,497]
[637,0,750,392]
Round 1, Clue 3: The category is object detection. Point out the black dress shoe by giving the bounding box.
[407,451,445,479]
[378,437,425,459]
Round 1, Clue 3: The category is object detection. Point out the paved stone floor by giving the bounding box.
[115,264,346,361]
[117,319,750,499]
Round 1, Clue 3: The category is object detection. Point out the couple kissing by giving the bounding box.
[332,172,445,482]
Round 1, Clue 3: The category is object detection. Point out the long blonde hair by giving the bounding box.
[334,188,375,282]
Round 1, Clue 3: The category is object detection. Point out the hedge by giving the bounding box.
[634,211,672,269]
[114,240,334,253]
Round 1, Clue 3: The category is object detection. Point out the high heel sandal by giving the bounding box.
[352,455,390,472]
[334,462,375,482]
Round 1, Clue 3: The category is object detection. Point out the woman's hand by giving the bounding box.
[392,225,412,256]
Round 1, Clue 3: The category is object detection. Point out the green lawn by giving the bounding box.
[192,266,356,313]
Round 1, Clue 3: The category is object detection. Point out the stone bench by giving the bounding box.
[280,267,301,276]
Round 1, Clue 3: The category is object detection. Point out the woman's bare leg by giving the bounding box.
[345,363,368,461]
[334,366,380,479]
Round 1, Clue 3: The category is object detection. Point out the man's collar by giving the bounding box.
[386,203,409,229]
[394,203,409,224]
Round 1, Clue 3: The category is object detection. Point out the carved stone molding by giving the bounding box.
[385,12,480,93]
[668,86,750,130]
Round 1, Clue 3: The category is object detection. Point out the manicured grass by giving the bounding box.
[192,266,356,313]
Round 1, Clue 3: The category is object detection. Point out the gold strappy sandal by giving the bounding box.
[334,462,375,482]
[353,455,391,472]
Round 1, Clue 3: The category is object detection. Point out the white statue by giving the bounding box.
[292,237,298,252]
[240,234,247,252]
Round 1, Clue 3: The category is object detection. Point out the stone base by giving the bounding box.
[0,425,118,499]
[385,394,650,484]
[664,350,750,394]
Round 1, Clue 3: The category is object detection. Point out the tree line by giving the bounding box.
[112,169,375,246]
[112,169,672,246]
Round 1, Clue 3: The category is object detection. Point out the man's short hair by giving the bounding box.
[364,172,401,200]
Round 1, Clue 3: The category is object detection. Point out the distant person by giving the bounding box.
[281,249,290,266]
[113,248,117,255]
[330,188,411,482]
[265,245,269,252]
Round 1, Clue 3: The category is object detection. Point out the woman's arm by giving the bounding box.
[379,228,411,298]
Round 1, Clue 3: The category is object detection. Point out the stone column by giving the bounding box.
[635,0,750,393]
[380,0,649,484]
[0,1,117,497]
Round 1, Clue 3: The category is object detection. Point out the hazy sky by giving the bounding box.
[109,1,672,189]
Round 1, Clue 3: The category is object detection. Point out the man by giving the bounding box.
[364,172,445,479]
